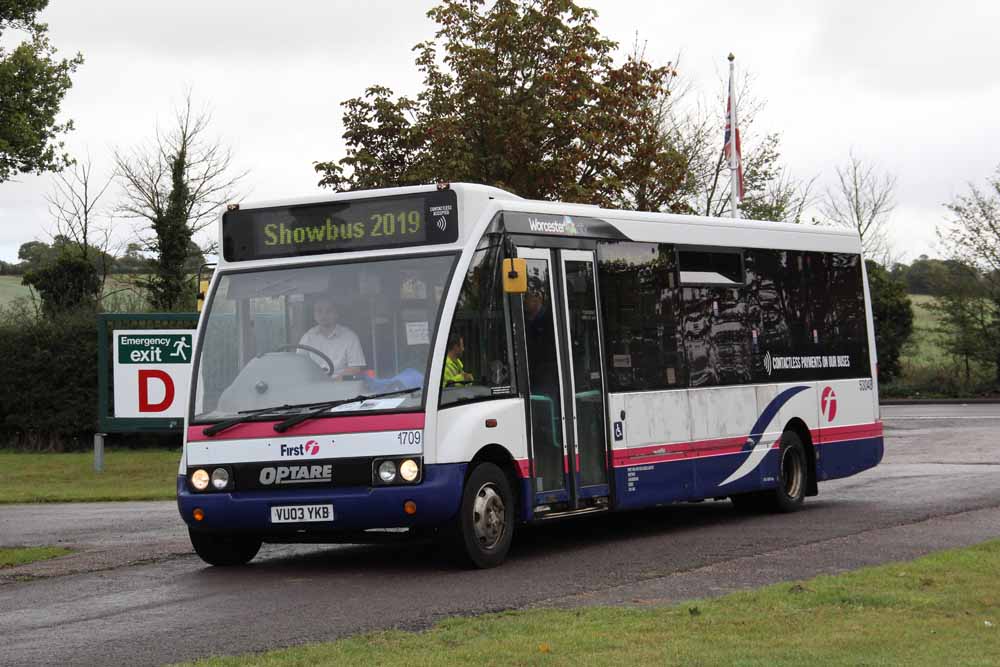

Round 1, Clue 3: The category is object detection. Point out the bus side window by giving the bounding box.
[440,242,515,404]
[597,242,686,392]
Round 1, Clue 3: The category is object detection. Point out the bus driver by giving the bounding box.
[299,296,366,378]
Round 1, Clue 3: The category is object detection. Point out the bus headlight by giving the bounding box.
[211,468,230,490]
[399,459,419,482]
[378,460,397,483]
[191,469,210,491]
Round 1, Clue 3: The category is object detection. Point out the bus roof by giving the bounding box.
[218,182,862,265]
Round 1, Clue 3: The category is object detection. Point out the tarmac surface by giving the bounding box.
[1,403,998,666]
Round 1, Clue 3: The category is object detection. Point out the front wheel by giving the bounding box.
[189,529,262,566]
[454,463,515,568]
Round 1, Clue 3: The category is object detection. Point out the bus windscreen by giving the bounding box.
[222,189,458,261]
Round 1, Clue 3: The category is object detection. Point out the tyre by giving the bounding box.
[189,529,262,566]
[768,430,807,513]
[454,462,515,569]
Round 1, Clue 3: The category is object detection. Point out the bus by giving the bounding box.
[179,183,882,568]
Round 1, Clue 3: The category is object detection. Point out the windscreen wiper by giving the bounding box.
[272,387,422,433]
[201,400,333,437]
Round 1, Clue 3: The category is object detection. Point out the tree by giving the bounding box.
[819,152,896,260]
[0,1,83,182]
[22,253,100,316]
[865,260,913,384]
[113,242,150,274]
[928,262,991,386]
[45,156,117,288]
[939,165,1000,385]
[16,240,53,270]
[315,0,689,211]
[900,255,950,295]
[115,95,245,310]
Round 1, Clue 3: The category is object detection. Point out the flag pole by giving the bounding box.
[728,53,740,219]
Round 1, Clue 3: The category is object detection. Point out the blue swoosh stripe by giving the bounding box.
[741,385,809,451]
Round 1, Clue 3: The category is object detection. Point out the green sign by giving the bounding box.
[117,333,193,364]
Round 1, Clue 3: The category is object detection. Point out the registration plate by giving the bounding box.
[270,504,334,523]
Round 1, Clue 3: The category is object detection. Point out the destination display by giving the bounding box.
[222,189,459,261]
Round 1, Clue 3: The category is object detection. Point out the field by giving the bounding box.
[887,293,995,397]
[180,539,1000,666]
[0,274,151,311]
[906,294,947,364]
[0,275,31,307]
[0,449,179,503]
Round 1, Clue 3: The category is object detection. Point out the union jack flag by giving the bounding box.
[724,70,745,200]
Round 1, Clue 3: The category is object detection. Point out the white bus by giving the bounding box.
[179,183,882,568]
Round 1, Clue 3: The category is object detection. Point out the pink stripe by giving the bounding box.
[610,422,882,469]
[814,422,883,444]
[515,459,531,478]
[188,412,425,442]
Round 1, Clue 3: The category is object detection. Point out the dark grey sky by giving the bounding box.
[2,0,998,262]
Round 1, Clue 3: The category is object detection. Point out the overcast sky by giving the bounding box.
[2,0,998,263]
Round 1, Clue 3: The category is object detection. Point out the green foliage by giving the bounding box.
[315,0,691,212]
[0,0,83,182]
[0,307,98,447]
[146,148,195,310]
[865,260,913,383]
[21,252,100,316]
[939,165,1000,384]
[926,262,995,385]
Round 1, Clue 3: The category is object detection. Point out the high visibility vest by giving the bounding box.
[443,355,468,385]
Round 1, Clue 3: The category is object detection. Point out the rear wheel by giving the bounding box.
[454,463,514,568]
[769,431,807,512]
[730,431,807,513]
[189,529,262,566]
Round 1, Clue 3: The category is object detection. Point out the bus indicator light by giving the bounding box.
[192,508,205,521]
[404,501,417,515]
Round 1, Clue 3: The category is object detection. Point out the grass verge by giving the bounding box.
[180,540,1000,666]
[0,546,73,569]
[0,449,179,503]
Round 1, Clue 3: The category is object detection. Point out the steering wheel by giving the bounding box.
[273,344,336,376]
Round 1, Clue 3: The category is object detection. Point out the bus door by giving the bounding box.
[516,247,610,513]
[558,250,610,502]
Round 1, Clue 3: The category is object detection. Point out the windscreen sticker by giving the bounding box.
[330,397,408,412]
[405,321,430,345]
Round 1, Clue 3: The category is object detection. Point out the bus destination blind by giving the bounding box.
[223,190,458,261]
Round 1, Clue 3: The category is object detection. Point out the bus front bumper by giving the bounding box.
[177,463,467,534]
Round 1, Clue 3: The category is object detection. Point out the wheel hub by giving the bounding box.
[472,483,506,550]
[781,447,803,498]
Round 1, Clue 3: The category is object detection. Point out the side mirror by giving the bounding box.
[502,258,527,293]
[197,279,210,312]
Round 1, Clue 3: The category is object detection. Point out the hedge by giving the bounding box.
[0,308,98,449]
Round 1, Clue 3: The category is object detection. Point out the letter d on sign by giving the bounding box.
[138,369,175,412]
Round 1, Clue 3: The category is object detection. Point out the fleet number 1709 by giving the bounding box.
[397,430,422,446]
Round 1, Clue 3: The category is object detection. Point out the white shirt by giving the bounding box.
[298,324,366,373]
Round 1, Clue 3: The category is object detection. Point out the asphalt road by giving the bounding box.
[1,404,999,666]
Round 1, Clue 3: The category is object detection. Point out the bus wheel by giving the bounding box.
[770,431,807,513]
[455,463,514,568]
[189,529,262,566]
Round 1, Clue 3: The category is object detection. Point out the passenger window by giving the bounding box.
[678,248,744,285]
[597,242,686,391]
